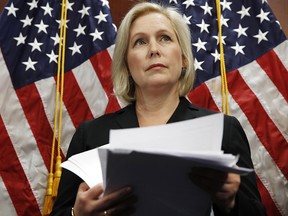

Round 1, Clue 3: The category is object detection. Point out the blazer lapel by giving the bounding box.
[115,103,139,129]
[168,97,200,123]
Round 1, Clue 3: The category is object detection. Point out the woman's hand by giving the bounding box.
[189,167,240,213]
[73,182,136,216]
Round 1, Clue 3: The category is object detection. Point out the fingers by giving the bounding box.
[78,182,90,192]
[74,184,135,216]
[98,195,137,216]
[78,182,104,200]
[98,186,133,210]
[189,167,240,211]
[74,183,105,215]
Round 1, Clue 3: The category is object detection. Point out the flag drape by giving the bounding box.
[0,0,119,215]
[0,0,287,215]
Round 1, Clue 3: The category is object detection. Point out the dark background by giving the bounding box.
[0,0,288,36]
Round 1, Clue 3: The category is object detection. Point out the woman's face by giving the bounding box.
[127,12,184,95]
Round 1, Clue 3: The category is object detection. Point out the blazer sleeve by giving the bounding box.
[50,121,89,216]
[213,115,267,216]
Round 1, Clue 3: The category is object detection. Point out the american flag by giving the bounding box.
[0,0,120,215]
[150,0,288,215]
[0,0,287,215]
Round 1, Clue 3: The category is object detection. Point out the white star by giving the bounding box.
[74,24,86,37]
[183,0,195,9]
[220,15,229,27]
[192,38,207,52]
[183,14,192,25]
[95,11,108,24]
[78,5,90,18]
[14,33,26,46]
[102,0,110,8]
[233,24,248,38]
[35,20,49,33]
[213,35,227,45]
[27,0,38,11]
[200,2,213,16]
[90,29,104,41]
[237,6,251,19]
[211,49,220,62]
[220,0,232,11]
[194,58,204,70]
[196,19,210,33]
[5,3,19,17]
[22,57,37,71]
[56,19,70,29]
[51,33,60,46]
[69,42,82,55]
[47,50,58,63]
[253,30,268,44]
[20,15,33,28]
[231,42,245,55]
[64,0,74,11]
[41,2,53,16]
[257,9,270,23]
[28,38,43,52]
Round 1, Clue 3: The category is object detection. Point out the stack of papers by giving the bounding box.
[61,113,252,216]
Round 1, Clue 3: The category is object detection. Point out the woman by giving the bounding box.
[51,2,266,216]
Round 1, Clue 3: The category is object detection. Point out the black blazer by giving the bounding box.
[51,97,266,216]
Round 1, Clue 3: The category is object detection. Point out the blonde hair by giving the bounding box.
[112,2,195,104]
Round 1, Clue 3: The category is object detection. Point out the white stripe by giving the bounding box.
[0,176,17,216]
[73,59,108,118]
[35,78,75,156]
[0,59,45,213]
[107,44,115,59]
[206,77,288,216]
[274,40,288,71]
[238,60,288,141]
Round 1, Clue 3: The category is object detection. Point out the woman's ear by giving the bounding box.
[182,55,187,68]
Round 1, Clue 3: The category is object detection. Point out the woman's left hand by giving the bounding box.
[189,167,240,213]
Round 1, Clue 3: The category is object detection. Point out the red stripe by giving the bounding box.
[59,71,94,128]
[256,175,282,216]
[256,49,288,102]
[188,83,220,111]
[16,84,56,171]
[0,116,41,216]
[89,50,120,113]
[227,70,288,179]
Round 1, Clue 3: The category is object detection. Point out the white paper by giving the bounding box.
[61,113,253,215]
[61,147,103,187]
[109,113,224,152]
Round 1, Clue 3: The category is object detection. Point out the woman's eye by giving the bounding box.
[161,35,171,42]
[134,39,145,46]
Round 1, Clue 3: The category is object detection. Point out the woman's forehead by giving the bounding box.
[130,12,174,34]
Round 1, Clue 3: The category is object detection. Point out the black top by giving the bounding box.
[51,97,266,216]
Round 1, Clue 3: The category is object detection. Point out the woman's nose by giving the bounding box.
[149,42,160,57]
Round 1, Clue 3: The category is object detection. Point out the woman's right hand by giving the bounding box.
[73,182,136,216]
